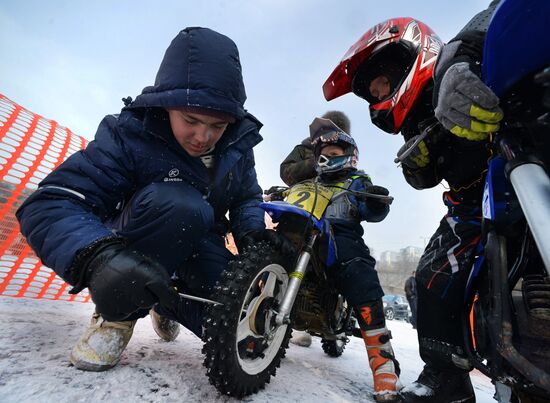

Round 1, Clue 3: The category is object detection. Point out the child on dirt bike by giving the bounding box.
[323,4,502,400]
[280,110,351,348]
[309,117,402,402]
[280,110,351,187]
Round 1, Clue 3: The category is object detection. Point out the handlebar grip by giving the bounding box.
[264,186,289,195]
[364,193,394,205]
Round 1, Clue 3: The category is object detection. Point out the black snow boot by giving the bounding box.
[401,364,475,403]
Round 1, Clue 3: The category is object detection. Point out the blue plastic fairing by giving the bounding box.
[483,0,550,97]
[260,201,337,266]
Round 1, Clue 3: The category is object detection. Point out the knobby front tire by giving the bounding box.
[202,240,293,397]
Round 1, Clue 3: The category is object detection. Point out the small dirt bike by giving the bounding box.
[201,178,392,397]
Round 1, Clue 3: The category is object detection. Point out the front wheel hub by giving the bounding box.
[248,296,276,335]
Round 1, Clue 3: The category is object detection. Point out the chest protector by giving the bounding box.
[324,178,360,222]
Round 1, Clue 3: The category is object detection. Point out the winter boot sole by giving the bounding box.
[69,352,118,372]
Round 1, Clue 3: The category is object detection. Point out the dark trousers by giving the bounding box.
[109,182,233,336]
[415,199,481,370]
[331,221,384,308]
[406,295,417,328]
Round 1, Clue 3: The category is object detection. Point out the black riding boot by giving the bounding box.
[401,364,475,403]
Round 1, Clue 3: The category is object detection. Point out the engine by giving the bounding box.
[292,273,339,335]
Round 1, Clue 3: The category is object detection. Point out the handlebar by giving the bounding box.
[359,192,394,205]
[394,120,440,164]
[263,186,288,195]
[331,189,394,205]
[263,184,393,205]
[394,131,429,164]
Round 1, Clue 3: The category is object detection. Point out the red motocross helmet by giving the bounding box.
[323,18,443,134]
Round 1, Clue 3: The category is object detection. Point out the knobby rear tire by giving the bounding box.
[321,338,346,357]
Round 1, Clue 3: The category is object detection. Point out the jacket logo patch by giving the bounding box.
[164,168,183,182]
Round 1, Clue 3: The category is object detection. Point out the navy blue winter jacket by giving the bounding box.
[16,27,265,284]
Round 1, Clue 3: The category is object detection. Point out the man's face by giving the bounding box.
[167,109,230,156]
[321,144,345,157]
[369,75,391,101]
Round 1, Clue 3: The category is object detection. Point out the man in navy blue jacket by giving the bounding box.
[16,27,271,372]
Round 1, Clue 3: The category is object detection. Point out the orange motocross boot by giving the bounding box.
[362,327,402,402]
[357,300,402,402]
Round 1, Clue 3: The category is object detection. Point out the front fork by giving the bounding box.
[501,137,550,275]
[275,232,318,325]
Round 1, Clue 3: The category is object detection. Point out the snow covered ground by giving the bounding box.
[0,296,496,402]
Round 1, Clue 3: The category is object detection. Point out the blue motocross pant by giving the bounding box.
[108,181,233,337]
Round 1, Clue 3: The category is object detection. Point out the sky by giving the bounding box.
[0,0,490,257]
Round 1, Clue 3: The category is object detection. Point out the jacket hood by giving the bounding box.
[130,27,247,120]
[300,137,312,146]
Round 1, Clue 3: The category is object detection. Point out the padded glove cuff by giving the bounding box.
[68,236,125,294]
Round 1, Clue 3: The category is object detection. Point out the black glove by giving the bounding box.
[364,185,390,213]
[264,186,288,201]
[71,239,180,321]
[237,229,294,256]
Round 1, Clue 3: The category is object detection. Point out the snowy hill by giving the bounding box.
[0,296,495,402]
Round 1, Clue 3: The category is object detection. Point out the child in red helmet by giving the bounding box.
[324,3,502,402]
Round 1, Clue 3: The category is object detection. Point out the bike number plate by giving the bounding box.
[285,183,334,219]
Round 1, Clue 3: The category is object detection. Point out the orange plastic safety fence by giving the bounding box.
[0,93,90,303]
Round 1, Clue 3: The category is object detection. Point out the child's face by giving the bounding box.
[321,144,345,157]
[369,75,391,101]
[168,109,230,156]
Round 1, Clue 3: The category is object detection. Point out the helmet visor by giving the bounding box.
[311,131,357,152]
[317,154,354,174]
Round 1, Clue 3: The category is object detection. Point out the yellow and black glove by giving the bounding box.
[435,62,503,141]
[397,136,430,169]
